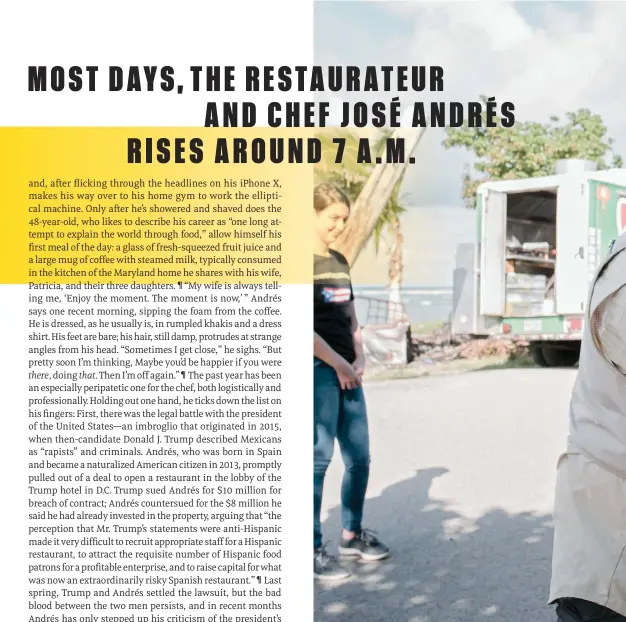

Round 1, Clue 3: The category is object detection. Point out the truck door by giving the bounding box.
[479,190,506,316]
[556,181,588,314]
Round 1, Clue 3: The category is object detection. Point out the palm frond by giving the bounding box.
[316,126,410,257]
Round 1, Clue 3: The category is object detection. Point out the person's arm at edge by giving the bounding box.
[349,301,366,378]
[314,332,360,390]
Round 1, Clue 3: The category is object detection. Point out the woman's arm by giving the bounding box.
[314,332,342,368]
[349,302,366,377]
[314,332,360,390]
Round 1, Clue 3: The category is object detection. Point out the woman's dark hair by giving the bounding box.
[314,183,350,212]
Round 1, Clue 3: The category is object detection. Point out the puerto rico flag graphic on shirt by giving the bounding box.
[321,286,351,304]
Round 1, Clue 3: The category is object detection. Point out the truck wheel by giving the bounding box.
[530,344,550,367]
[406,325,415,364]
[531,344,580,368]
[542,346,580,367]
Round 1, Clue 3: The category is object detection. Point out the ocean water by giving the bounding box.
[353,286,453,326]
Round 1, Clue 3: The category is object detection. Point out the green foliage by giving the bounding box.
[443,103,624,208]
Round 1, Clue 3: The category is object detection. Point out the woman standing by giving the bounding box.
[313,183,390,581]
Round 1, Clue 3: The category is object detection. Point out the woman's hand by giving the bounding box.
[314,332,361,390]
[333,356,361,390]
[352,354,366,379]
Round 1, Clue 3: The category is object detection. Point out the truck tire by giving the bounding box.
[531,343,580,368]
[542,346,580,367]
[530,344,550,367]
[406,325,415,364]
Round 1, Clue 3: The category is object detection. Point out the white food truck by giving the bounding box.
[452,160,626,366]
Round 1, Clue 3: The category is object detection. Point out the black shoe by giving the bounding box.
[314,544,351,581]
[338,529,390,561]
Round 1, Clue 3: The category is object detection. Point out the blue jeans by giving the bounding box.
[314,358,371,549]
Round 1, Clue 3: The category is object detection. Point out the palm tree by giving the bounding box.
[316,127,418,319]
[316,126,421,260]
[331,127,423,267]
[371,129,410,314]
[315,128,370,202]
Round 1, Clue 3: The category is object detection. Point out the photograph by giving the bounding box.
[313,2,626,621]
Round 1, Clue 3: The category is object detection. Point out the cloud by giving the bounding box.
[314,1,626,208]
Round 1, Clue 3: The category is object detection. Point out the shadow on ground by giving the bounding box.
[364,356,540,383]
[315,468,554,622]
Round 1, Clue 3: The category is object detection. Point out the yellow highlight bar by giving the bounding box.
[0,128,313,285]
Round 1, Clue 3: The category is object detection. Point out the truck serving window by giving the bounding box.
[505,190,557,317]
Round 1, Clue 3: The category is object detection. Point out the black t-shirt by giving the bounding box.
[314,250,356,363]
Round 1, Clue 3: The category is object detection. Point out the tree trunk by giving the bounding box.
[332,127,425,266]
[387,214,404,322]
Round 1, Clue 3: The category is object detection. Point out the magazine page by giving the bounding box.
[5,2,626,622]
[2,2,313,621]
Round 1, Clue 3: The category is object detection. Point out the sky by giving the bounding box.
[314,0,626,285]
